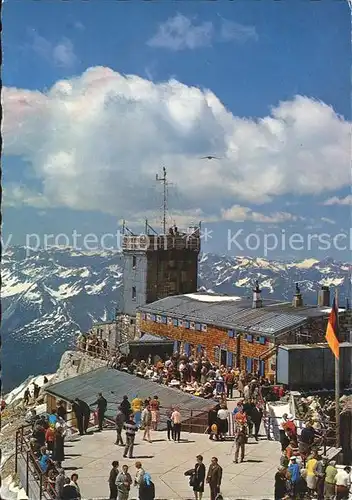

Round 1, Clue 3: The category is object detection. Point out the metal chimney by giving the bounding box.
[252,280,263,309]
[317,285,330,307]
[292,283,303,307]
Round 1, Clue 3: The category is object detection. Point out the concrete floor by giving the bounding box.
[62,425,281,500]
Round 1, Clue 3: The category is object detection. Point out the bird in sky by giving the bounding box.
[200,155,222,160]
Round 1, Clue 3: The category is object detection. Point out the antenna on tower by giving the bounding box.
[156,166,168,234]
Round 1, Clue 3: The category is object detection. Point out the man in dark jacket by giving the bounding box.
[120,395,131,421]
[206,457,222,500]
[115,406,125,446]
[91,393,107,431]
[72,398,91,435]
[108,461,119,500]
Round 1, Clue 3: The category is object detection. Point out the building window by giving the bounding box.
[246,334,253,343]
[130,319,135,325]
[190,321,195,330]
[151,314,156,322]
[185,320,190,329]
[167,317,173,325]
[179,320,184,327]
[132,255,136,269]
[228,330,235,338]
[161,316,167,324]
[201,324,207,333]
[132,286,136,299]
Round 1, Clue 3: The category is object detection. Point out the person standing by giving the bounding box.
[134,462,146,497]
[108,461,119,500]
[91,392,107,431]
[288,457,301,499]
[52,427,65,467]
[225,370,235,399]
[120,396,131,422]
[123,414,138,459]
[171,406,182,443]
[166,406,174,441]
[192,455,206,500]
[216,405,229,441]
[251,401,263,441]
[324,460,338,500]
[305,452,318,495]
[55,468,65,500]
[278,413,289,452]
[115,406,125,446]
[206,457,222,500]
[149,396,160,431]
[314,454,326,500]
[335,466,351,500]
[139,472,155,500]
[234,425,246,463]
[116,464,132,500]
[274,467,288,500]
[69,474,81,499]
[141,403,152,443]
[131,395,143,428]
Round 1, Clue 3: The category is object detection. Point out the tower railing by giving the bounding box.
[122,234,200,252]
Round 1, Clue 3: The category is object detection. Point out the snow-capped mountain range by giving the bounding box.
[3,246,351,391]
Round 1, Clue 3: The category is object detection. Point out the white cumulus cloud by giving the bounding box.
[147,13,213,51]
[147,13,257,51]
[28,30,77,68]
[2,67,350,224]
[323,195,352,206]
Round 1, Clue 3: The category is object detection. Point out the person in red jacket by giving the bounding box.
[45,426,55,452]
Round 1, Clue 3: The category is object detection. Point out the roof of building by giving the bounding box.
[278,342,352,351]
[138,294,333,337]
[129,333,174,345]
[45,367,215,429]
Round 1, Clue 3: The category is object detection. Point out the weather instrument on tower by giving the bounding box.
[156,166,168,234]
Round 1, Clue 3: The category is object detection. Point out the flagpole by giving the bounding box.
[334,287,340,448]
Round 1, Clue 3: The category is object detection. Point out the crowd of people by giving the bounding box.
[25,402,82,499]
[274,412,351,499]
[77,332,284,402]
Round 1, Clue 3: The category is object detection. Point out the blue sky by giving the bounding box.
[3,1,351,260]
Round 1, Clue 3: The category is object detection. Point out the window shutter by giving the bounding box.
[173,318,178,327]
[259,360,265,376]
[184,342,190,356]
[173,341,178,353]
[246,357,253,372]
[227,351,233,367]
[195,323,201,331]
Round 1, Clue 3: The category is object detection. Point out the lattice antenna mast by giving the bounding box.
[156,166,168,234]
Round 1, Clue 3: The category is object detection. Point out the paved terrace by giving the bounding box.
[63,426,280,500]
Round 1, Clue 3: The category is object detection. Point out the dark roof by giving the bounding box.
[129,333,173,345]
[45,367,215,429]
[138,294,330,337]
[279,342,352,351]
